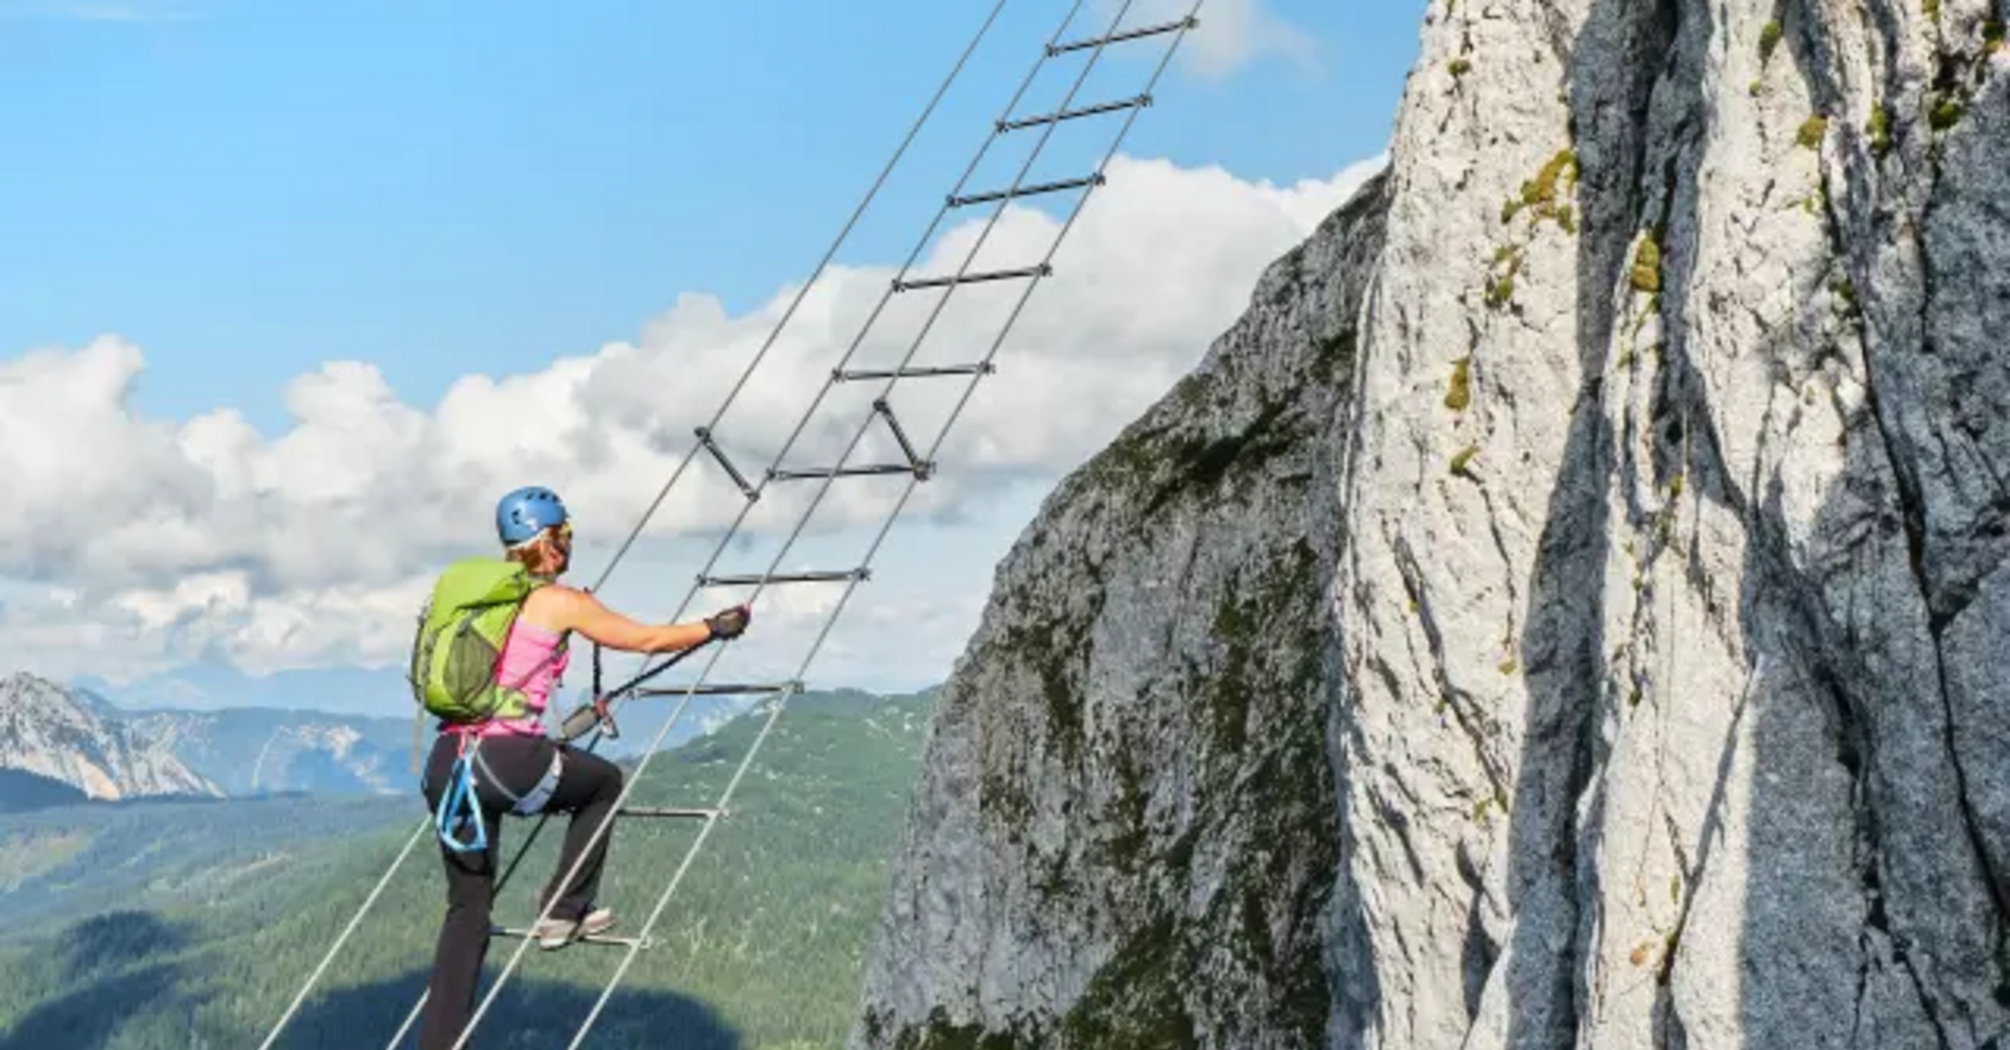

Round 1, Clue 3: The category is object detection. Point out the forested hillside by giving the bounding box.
[0,687,934,1049]
[0,792,412,935]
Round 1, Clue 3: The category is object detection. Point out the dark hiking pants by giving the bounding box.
[416,731,623,1050]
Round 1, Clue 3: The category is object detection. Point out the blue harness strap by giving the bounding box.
[435,735,488,854]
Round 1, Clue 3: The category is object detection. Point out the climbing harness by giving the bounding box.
[255,3,1205,1048]
[476,744,564,818]
[430,735,565,853]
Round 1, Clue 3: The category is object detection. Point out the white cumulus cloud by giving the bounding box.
[1098,0,1319,80]
[0,151,1385,690]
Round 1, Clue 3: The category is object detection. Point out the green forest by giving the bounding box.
[0,687,936,1049]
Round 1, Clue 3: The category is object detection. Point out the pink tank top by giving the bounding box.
[454,619,569,738]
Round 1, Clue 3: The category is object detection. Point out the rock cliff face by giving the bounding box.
[0,674,220,800]
[854,167,1390,1048]
[853,2,2010,1049]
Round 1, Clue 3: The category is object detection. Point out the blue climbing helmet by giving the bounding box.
[495,485,569,547]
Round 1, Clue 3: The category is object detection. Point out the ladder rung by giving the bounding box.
[1047,17,1196,55]
[635,680,803,697]
[618,806,721,820]
[700,568,870,587]
[490,927,651,949]
[998,95,1150,133]
[948,174,1103,209]
[835,362,995,382]
[767,463,926,481]
[894,264,1051,292]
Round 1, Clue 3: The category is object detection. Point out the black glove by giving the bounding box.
[705,604,751,640]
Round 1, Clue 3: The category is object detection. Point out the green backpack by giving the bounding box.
[408,556,561,726]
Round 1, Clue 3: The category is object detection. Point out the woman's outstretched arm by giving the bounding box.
[546,587,719,654]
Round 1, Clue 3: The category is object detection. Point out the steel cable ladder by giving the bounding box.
[254,0,1204,1046]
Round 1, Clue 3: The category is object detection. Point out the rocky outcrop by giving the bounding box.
[0,674,220,800]
[854,1,2010,1048]
[853,168,1389,1049]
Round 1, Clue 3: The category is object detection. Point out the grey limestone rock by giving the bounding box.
[854,1,2010,1047]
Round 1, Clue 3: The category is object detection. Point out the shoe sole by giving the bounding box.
[535,912,616,950]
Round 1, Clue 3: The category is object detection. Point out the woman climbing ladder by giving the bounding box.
[416,485,751,1050]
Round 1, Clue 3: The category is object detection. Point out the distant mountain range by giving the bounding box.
[0,669,937,810]
[0,672,406,804]
[123,706,417,797]
[0,674,219,803]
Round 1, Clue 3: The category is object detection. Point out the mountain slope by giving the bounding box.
[125,707,415,797]
[0,792,413,933]
[0,673,219,800]
[97,684,744,796]
[852,3,2010,1049]
[0,687,935,1049]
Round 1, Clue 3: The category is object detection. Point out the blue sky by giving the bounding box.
[0,0,1422,433]
[0,0,1425,711]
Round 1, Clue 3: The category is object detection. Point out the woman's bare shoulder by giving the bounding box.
[521,581,592,627]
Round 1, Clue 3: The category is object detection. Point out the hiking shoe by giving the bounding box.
[533,906,616,950]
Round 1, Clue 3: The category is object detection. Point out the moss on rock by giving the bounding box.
[1759,21,1783,61]
[1796,114,1829,149]
[1630,234,1663,293]
[1445,355,1473,411]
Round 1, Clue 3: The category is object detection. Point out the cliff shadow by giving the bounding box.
[1558,0,2010,1046]
[0,913,739,1049]
[57,909,192,981]
[0,958,193,1050]
[0,910,202,1048]
[1490,0,1684,1045]
[1516,0,1868,1040]
[1719,6,2010,1046]
[274,968,741,1050]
